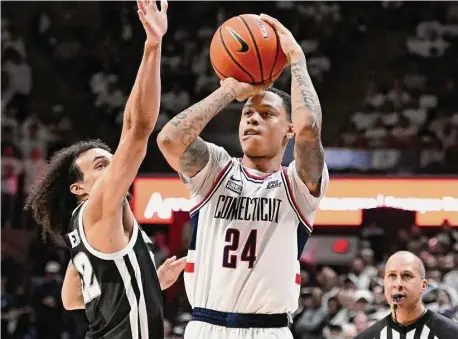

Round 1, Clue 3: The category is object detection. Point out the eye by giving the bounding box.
[402,274,412,280]
[243,111,253,117]
[96,163,106,169]
[389,273,396,278]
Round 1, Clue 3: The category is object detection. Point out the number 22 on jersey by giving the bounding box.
[222,228,257,269]
[73,252,101,303]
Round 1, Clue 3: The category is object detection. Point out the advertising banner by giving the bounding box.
[133,177,458,226]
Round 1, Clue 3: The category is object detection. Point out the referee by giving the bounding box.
[355,251,458,339]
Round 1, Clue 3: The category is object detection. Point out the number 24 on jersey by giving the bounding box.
[222,228,257,269]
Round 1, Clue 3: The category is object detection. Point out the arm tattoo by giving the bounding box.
[169,112,187,127]
[172,89,234,148]
[178,137,209,174]
[290,58,324,190]
[162,86,235,176]
[290,58,322,126]
[294,139,324,188]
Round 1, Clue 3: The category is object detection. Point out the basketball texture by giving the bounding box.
[210,14,287,85]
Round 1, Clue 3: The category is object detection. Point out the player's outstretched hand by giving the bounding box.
[137,0,168,48]
[157,256,186,290]
[221,78,272,102]
[260,14,304,63]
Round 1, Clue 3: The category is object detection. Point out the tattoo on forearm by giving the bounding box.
[168,89,235,149]
[294,139,324,187]
[290,58,322,127]
[169,113,187,127]
[290,58,324,192]
[179,138,209,174]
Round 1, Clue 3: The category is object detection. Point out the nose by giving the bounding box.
[392,276,404,291]
[247,112,260,126]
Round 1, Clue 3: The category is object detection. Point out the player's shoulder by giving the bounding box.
[354,317,388,339]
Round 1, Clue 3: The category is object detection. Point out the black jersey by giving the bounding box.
[355,309,458,339]
[66,201,164,339]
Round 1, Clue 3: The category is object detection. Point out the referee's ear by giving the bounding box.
[420,278,428,293]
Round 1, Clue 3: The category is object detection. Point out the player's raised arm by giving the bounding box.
[157,78,270,177]
[261,14,324,197]
[86,1,167,221]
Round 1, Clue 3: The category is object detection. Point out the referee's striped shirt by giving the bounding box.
[355,309,458,339]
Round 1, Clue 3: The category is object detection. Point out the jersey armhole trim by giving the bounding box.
[189,160,233,216]
[78,201,139,260]
[281,168,313,235]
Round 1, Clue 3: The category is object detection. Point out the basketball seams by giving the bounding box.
[218,27,256,84]
[238,16,263,84]
[211,60,229,80]
[270,67,284,83]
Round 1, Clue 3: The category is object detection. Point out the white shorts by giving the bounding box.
[184,321,294,339]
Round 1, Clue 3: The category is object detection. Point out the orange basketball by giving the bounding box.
[210,14,287,85]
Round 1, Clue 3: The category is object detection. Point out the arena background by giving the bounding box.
[1,1,457,338]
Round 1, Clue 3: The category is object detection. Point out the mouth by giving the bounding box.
[392,294,407,303]
[242,128,260,140]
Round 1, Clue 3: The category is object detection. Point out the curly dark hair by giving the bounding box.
[24,140,111,244]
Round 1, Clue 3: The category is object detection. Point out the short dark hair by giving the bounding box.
[25,140,111,244]
[266,87,291,121]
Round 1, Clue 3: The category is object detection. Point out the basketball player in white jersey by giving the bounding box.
[158,14,329,339]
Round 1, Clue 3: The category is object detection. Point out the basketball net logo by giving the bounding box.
[226,27,249,53]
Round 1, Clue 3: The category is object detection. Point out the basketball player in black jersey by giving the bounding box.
[24,2,185,339]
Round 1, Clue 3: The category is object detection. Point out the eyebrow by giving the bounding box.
[244,104,276,110]
[92,156,107,163]
[387,270,415,275]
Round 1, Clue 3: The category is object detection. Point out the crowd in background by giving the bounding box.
[1,2,458,339]
[291,222,458,339]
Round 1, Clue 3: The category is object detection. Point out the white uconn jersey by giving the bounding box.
[182,142,329,314]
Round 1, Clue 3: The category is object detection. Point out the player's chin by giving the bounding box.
[241,134,266,146]
[241,138,267,157]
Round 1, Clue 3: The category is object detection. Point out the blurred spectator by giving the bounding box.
[20,119,50,161]
[95,80,125,121]
[34,261,63,339]
[2,48,31,96]
[293,288,327,339]
[1,146,23,228]
[90,63,119,97]
[353,311,369,335]
[23,149,47,195]
[162,83,191,115]
[2,24,27,59]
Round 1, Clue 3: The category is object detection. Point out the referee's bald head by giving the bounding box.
[386,251,426,279]
[384,251,428,308]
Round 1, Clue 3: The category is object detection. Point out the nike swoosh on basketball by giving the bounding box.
[227,27,249,53]
[230,175,242,182]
